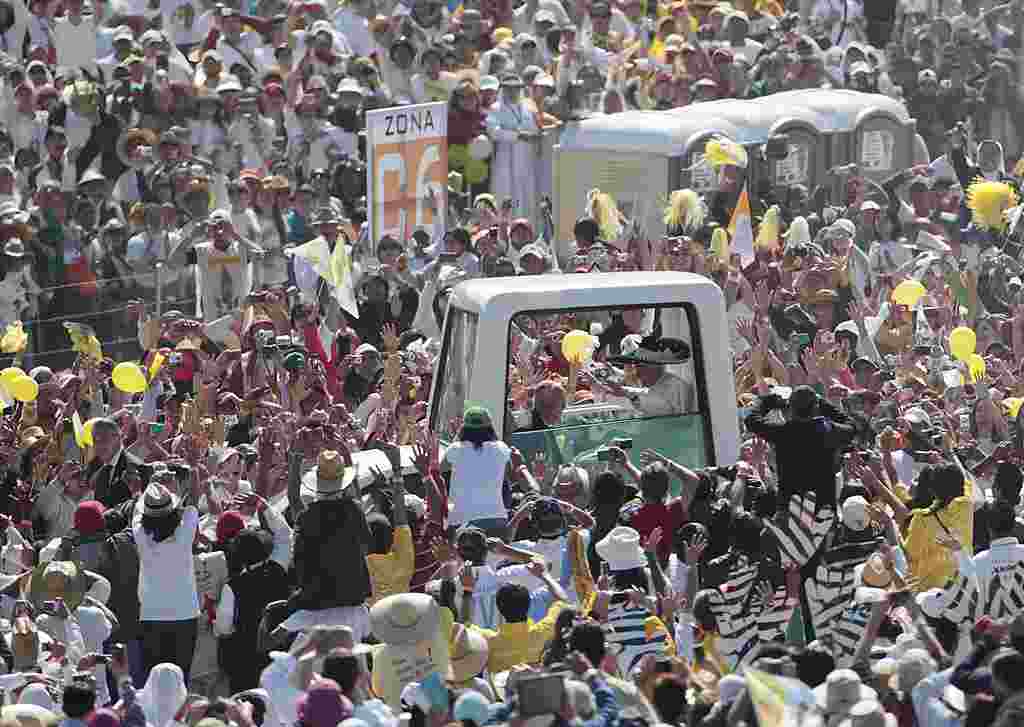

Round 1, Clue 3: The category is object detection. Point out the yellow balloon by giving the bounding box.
[1004,397,1024,419]
[891,280,926,308]
[948,327,976,361]
[561,330,594,365]
[968,353,986,383]
[0,367,25,387]
[112,362,148,394]
[8,375,38,402]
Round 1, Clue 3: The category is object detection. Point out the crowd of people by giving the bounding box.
[0,0,1021,723]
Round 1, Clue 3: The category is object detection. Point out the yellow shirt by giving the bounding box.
[366,525,416,606]
[474,601,566,674]
[903,481,974,592]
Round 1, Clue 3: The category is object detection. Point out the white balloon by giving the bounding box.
[469,134,493,160]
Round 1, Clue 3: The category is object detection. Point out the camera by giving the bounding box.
[254,329,277,352]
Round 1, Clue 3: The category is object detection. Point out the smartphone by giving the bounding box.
[517,674,566,718]
[612,438,633,450]
[597,448,610,461]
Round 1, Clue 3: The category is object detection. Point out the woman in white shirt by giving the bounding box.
[442,406,512,538]
[132,480,204,683]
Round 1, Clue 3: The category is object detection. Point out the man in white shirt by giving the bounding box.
[52,0,97,72]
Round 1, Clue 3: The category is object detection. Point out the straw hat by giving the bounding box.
[813,669,876,717]
[449,624,489,683]
[370,592,441,646]
[23,560,87,611]
[855,552,894,590]
[315,450,347,495]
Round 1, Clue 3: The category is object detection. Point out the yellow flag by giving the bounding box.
[72,411,86,449]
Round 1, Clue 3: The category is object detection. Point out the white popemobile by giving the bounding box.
[305,271,740,496]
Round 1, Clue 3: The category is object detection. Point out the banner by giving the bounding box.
[366,102,448,256]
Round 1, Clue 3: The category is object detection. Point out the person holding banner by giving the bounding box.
[486,74,542,230]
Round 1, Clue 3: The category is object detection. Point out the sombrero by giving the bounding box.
[23,560,87,612]
[370,592,441,646]
[609,334,691,365]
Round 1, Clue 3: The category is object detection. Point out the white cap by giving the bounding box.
[595,526,646,572]
[336,77,364,96]
[842,495,870,532]
[480,75,500,91]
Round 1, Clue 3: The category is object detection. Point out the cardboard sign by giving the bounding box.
[366,102,448,255]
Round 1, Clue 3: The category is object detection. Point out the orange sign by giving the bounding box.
[366,102,448,252]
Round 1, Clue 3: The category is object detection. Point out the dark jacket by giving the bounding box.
[96,528,141,641]
[219,559,291,692]
[86,451,147,509]
[291,498,372,610]
[745,395,857,510]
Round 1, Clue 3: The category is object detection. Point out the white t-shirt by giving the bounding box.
[444,441,511,525]
[133,502,201,622]
[53,15,98,72]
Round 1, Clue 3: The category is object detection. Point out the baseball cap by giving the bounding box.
[479,75,500,90]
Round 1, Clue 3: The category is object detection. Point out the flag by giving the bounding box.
[728,185,755,264]
[746,669,824,727]
[73,411,87,449]
[286,236,359,318]
[328,235,359,319]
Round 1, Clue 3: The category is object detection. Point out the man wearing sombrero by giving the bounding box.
[587,334,694,417]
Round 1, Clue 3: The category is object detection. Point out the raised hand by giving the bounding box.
[382,323,400,354]
[685,532,707,565]
[643,526,663,554]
